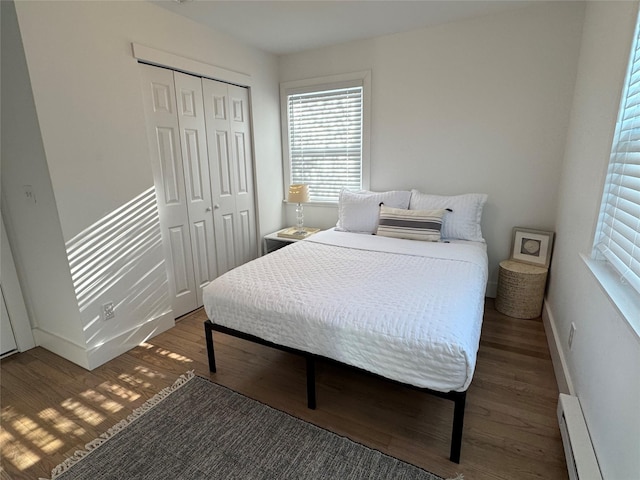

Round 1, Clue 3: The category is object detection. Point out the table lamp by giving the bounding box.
[288,184,310,235]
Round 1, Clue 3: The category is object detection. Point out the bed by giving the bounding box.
[202,189,489,463]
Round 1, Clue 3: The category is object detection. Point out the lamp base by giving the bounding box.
[277,227,321,240]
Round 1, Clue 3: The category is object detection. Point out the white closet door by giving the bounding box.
[174,72,218,305]
[140,64,198,318]
[203,78,257,275]
[1,289,18,357]
[228,84,257,267]
[202,78,236,275]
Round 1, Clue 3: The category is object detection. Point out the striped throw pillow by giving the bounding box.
[376,205,446,241]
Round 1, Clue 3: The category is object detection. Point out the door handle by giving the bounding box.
[214,204,220,210]
[205,207,212,212]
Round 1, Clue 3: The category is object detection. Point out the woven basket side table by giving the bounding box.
[495,260,548,319]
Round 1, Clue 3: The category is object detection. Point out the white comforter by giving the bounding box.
[203,229,488,392]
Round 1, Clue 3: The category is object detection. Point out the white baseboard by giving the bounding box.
[32,328,91,369]
[33,312,175,371]
[542,300,574,395]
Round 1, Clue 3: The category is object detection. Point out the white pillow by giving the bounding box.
[409,190,488,242]
[336,189,411,234]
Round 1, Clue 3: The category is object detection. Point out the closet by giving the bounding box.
[1,292,17,357]
[1,215,35,357]
[140,64,257,318]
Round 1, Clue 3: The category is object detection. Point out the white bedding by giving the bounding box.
[202,229,488,392]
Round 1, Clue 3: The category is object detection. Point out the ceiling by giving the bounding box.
[151,0,538,56]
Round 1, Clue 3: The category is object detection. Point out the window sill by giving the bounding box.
[581,253,640,339]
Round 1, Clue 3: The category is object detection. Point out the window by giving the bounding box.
[592,11,640,297]
[281,71,370,203]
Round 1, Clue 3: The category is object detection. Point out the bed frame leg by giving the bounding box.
[204,320,217,373]
[306,355,316,410]
[449,391,466,463]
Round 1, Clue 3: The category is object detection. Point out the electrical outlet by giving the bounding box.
[102,301,115,321]
[568,322,576,349]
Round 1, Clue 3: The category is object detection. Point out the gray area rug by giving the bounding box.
[47,372,458,480]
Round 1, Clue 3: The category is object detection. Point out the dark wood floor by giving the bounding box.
[1,299,568,480]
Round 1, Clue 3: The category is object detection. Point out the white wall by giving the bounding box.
[1,1,87,356]
[5,0,639,473]
[546,2,640,478]
[4,0,282,368]
[279,2,585,294]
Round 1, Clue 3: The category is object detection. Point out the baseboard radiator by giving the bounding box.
[557,393,602,480]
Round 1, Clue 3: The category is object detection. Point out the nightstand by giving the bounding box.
[263,228,320,254]
[495,260,548,319]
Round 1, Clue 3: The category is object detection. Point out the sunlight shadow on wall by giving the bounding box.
[64,187,171,346]
[66,187,165,313]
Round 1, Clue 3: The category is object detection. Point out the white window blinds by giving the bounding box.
[287,86,363,203]
[594,16,640,295]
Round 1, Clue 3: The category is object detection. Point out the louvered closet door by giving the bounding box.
[174,72,218,305]
[140,64,198,318]
[202,78,257,275]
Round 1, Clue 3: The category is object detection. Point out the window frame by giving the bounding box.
[589,7,640,337]
[280,71,371,204]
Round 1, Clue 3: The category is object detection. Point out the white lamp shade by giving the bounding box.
[288,184,309,203]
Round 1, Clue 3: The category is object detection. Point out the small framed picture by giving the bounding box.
[511,227,555,268]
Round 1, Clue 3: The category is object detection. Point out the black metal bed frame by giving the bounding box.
[204,319,467,463]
